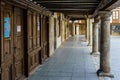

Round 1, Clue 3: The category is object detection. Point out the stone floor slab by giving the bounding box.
[28,35,98,80]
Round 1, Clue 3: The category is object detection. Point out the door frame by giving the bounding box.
[0,29,1,80]
[23,10,28,77]
[46,16,50,57]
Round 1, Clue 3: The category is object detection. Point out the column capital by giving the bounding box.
[99,11,111,16]
[99,11,112,21]
[94,19,100,23]
[94,15,100,23]
[93,19,99,25]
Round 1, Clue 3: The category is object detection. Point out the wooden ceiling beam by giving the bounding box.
[105,0,120,10]
[33,0,101,18]
[49,8,93,11]
[93,0,119,17]
[33,0,100,3]
[70,18,85,20]
[36,2,99,4]
[61,11,93,15]
[39,4,97,8]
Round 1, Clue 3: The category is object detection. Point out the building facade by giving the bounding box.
[111,7,120,36]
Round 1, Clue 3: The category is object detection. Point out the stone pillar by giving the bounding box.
[72,21,75,36]
[91,19,100,55]
[86,18,90,42]
[85,19,87,40]
[88,19,93,46]
[49,16,54,56]
[76,24,79,35]
[61,20,65,41]
[97,11,114,78]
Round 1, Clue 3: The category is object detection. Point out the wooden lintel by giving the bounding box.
[4,0,52,16]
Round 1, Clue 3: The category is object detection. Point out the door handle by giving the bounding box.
[14,46,17,49]
[5,52,8,55]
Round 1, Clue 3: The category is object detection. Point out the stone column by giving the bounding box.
[91,19,100,55]
[88,19,93,46]
[97,11,114,78]
[72,21,75,36]
[86,18,90,42]
[85,19,87,40]
[49,16,54,56]
[61,20,65,41]
[76,24,79,35]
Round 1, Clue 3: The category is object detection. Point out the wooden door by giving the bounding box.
[13,7,25,80]
[27,11,41,73]
[41,16,49,61]
[38,15,42,64]
[42,16,47,60]
[40,15,44,63]
[75,25,77,35]
[1,4,14,80]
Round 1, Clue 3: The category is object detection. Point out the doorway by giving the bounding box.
[1,5,26,80]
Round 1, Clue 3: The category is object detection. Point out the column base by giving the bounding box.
[71,34,74,36]
[85,39,87,42]
[85,38,88,42]
[97,69,114,78]
[87,43,92,46]
[90,52,100,56]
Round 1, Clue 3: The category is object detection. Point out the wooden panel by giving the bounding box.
[27,11,33,51]
[13,7,25,80]
[33,13,37,49]
[2,64,13,80]
[36,14,41,47]
[1,4,27,80]
[0,0,50,80]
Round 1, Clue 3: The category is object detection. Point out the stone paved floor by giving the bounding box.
[28,35,99,80]
[92,36,120,80]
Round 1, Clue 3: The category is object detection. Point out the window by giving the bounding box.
[116,11,119,19]
[112,11,119,19]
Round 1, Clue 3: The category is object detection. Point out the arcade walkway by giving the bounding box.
[28,35,98,80]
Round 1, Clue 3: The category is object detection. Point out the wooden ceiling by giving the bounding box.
[33,0,120,20]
